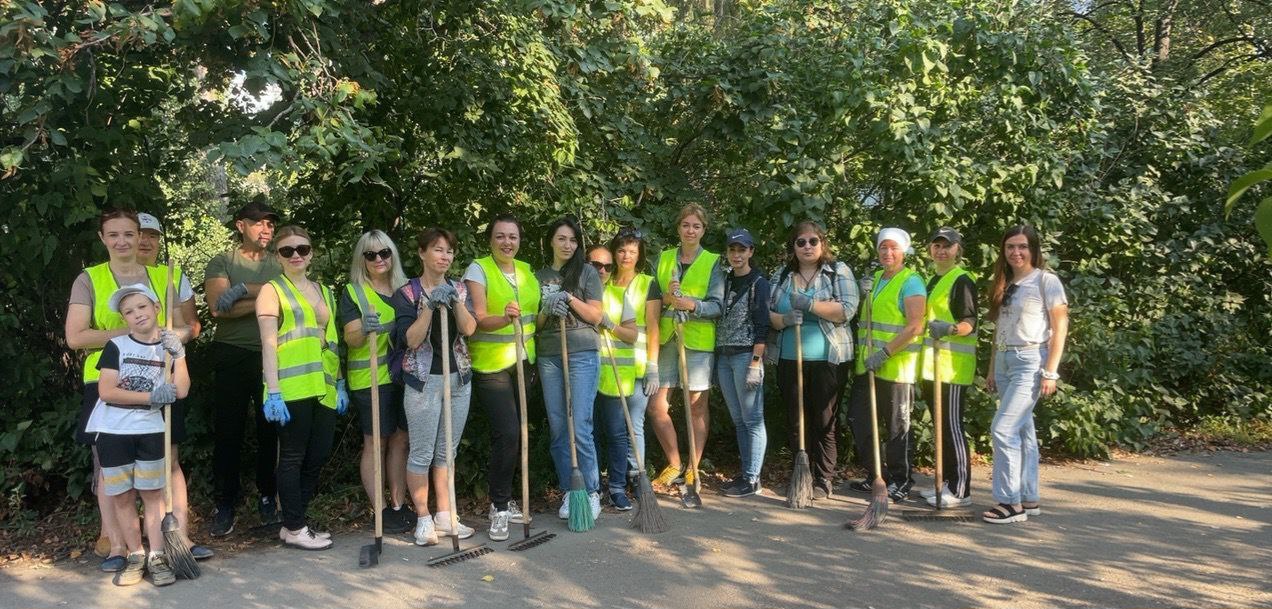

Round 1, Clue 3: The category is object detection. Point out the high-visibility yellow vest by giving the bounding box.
[344,282,395,391]
[656,248,719,352]
[269,276,339,408]
[81,262,173,384]
[598,274,653,397]
[855,267,923,383]
[921,267,977,385]
[468,257,540,374]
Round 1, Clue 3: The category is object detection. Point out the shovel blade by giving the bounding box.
[358,543,380,568]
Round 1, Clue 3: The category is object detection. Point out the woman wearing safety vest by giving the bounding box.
[339,230,412,534]
[649,204,724,488]
[767,222,858,499]
[848,227,927,503]
[463,214,540,541]
[983,225,1069,524]
[536,216,606,521]
[589,229,661,510]
[65,209,193,573]
[391,227,478,545]
[917,227,978,509]
[256,225,346,550]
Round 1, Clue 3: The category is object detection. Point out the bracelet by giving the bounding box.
[1040,370,1060,381]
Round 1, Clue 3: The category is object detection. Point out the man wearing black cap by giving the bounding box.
[202,196,283,536]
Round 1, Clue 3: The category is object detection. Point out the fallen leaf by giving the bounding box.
[481,575,494,582]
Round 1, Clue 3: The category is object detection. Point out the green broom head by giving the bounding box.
[567,470,594,532]
[631,472,668,534]
[787,450,814,509]
[162,512,200,579]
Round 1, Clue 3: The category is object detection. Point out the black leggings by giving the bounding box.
[777,360,849,486]
[472,361,535,510]
[275,398,335,531]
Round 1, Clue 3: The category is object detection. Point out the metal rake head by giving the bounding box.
[427,545,493,567]
[508,530,556,551]
[900,510,976,522]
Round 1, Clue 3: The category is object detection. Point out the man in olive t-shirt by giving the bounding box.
[202,199,283,537]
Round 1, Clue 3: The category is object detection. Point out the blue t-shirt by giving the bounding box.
[776,286,829,361]
[873,273,926,311]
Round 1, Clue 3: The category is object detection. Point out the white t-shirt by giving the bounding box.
[85,334,174,435]
[996,269,1067,346]
[462,261,519,290]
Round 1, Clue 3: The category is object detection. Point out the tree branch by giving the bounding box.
[1191,36,1257,61]
[1067,11,1137,67]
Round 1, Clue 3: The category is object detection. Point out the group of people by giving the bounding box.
[66,200,1069,587]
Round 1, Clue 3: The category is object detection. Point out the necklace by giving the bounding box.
[796,267,817,290]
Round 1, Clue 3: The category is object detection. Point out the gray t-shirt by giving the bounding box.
[535,264,603,356]
[204,248,282,350]
[997,269,1067,346]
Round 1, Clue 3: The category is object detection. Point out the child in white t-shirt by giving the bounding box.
[86,284,189,587]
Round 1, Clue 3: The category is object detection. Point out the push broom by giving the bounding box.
[846,282,889,531]
[601,331,667,534]
[160,258,199,579]
[509,317,555,551]
[786,323,813,509]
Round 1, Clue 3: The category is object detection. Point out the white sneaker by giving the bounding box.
[279,526,331,541]
[507,500,526,525]
[488,506,510,542]
[588,492,601,520]
[280,526,332,550]
[925,490,972,508]
[413,517,438,546]
[558,500,570,520]
[920,483,949,500]
[433,514,474,539]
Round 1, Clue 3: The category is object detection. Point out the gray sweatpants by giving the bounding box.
[403,373,471,475]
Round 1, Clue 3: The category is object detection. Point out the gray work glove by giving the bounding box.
[790,290,814,313]
[671,309,689,324]
[928,320,956,339]
[427,284,458,310]
[745,364,764,389]
[598,316,616,331]
[858,275,874,294]
[159,330,184,359]
[642,363,660,396]
[149,383,177,409]
[864,348,890,373]
[541,291,569,317]
[215,282,249,314]
[361,311,387,333]
[781,309,803,328]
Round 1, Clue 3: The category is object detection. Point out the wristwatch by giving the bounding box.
[751,355,762,363]
[1040,370,1060,381]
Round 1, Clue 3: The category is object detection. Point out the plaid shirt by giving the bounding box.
[766,261,860,365]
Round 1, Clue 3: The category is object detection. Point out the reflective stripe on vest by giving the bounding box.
[599,275,653,397]
[855,267,923,383]
[269,276,339,408]
[82,263,173,384]
[921,267,977,385]
[468,257,540,373]
[344,283,394,391]
[656,248,719,351]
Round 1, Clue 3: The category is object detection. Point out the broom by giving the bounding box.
[160,258,199,579]
[601,331,667,534]
[786,322,813,509]
[846,279,889,531]
[561,317,594,532]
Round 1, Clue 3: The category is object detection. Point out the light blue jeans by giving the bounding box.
[539,351,601,493]
[990,348,1047,505]
[595,388,648,494]
[716,350,766,483]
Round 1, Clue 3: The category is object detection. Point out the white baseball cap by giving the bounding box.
[876,227,913,254]
[138,212,163,234]
[108,283,159,313]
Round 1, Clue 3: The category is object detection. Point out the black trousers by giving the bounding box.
[209,342,278,510]
[921,380,973,498]
[777,359,849,487]
[472,361,535,509]
[848,374,914,486]
[275,397,335,531]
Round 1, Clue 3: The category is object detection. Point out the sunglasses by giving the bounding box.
[796,237,821,248]
[589,260,615,273]
[1002,283,1020,306]
[277,244,312,258]
[363,248,392,262]
[617,227,645,240]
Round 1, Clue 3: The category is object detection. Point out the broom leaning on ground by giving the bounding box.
[160,258,199,579]
[561,317,595,532]
[847,274,889,531]
[786,322,813,509]
[601,331,667,534]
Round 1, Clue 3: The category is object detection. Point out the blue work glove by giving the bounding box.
[427,284,458,310]
[928,320,956,339]
[361,311,387,334]
[864,347,891,373]
[149,383,177,409]
[746,364,764,389]
[643,363,660,396]
[791,291,814,313]
[263,392,290,425]
[781,309,803,328]
[159,330,185,359]
[335,379,349,415]
[215,282,249,315]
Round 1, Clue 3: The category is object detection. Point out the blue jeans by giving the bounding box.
[716,350,766,482]
[539,351,601,493]
[990,348,1047,505]
[595,388,649,494]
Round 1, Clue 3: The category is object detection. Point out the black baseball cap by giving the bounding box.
[726,228,755,248]
[929,227,962,245]
[233,196,280,223]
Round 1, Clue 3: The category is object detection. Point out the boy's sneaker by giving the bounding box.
[558,500,570,520]
[147,552,175,587]
[281,526,333,550]
[413,517,438,546]
[926,490,972,508]
[723,476,760,498]
[651,465,684,487]
[506,500,526,525]
[258,496,280,526]
[488,505,510,542]
[433,514,474,540]
[209,506,235,537]
[610,491,633,511]
[920,483,949,500]
[113,552,145,586]
[848,479,873,493]
[588,492,602,520]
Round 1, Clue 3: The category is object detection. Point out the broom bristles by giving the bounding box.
[162,513,200,579]
[567,468,594,532]
[631,473,668,534]
[786,451,814,509]
[846,481,890,530]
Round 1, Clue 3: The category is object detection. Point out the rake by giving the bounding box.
[508,318,556,551]
[901,338,975,523]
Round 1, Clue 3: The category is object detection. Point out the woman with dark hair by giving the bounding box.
[716,228,771,498]
[463,214,540,541]
[536,217,605,521]
[589,229,661,509]
[983,225,1069,524]
[767,221,858,499]
[391,227,477,545]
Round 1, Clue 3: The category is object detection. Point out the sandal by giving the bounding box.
[1021,502,1041,516]
[982,503,1027,524]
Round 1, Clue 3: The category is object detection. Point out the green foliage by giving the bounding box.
[1225,105,1272,255]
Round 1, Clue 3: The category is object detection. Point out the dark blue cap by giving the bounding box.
[726,228,755,248]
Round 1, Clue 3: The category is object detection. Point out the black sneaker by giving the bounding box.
[848,479,873,493]
[397,504,419,527]
[381,506,410,534]
[885,482,911,504]
[209,506,235,537]
[258,496,280,526]
[723,476,759,498]
[812,480,833,500]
